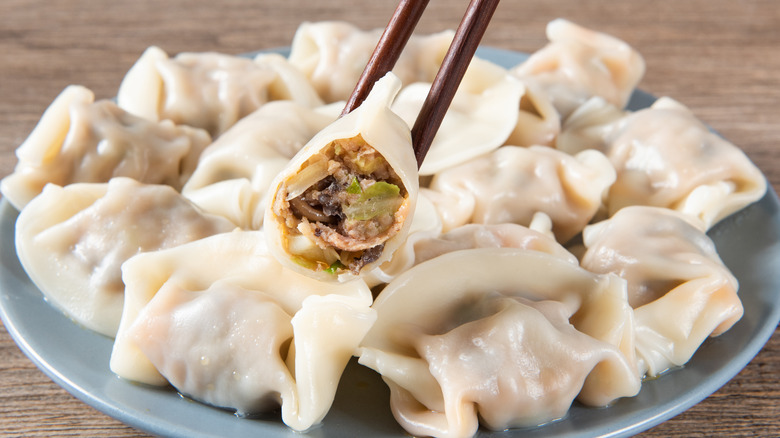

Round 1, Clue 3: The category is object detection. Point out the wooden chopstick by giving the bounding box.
[341,0,500,169]
[411,0,500,168]
[340,0,430,116]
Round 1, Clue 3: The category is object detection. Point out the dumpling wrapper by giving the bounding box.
[358,248,639,438]
[390,57,524,175]
[117,46,323,137]
[264,73,418,280]
[581,206,743,377]
[110,229,375,431]
[512,18,645,120]
[14,177,235,337]
[0,85,211,210]
[425,145,616,243]
[559,96,767,229]
[288,21,454,103]
[182,101,334,229]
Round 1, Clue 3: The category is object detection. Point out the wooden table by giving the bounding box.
[1,0,778,436]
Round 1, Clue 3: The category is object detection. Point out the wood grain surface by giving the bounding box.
[1,0,778,436]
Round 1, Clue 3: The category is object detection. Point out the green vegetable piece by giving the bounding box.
[325,260,346,274]
[343,181,403,221]
[346,177,362,194]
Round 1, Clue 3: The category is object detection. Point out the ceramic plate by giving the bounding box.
[1,47,779,438]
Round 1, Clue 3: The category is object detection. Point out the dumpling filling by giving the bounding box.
[273,135,409,274]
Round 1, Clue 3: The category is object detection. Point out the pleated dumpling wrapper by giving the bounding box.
[288,21,454,103]
[110,230,376,431]
[265,73,418,280]
[511,18,645,119]
[358,248,640,438]
[0,85,211,210]
[14,177,235,337]
[559,96,767,230]
[424,145,616,243]
[581,206,743,377]
[117,46,323,137]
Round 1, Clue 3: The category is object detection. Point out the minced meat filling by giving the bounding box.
[281,135,407,274]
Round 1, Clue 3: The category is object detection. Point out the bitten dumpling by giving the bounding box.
[511,19,645,120]
[265,73,418,279]
[182,101,335,229]
[0,85,211,210]
[358,248,639,438]
[110,230,375,431]
[580,206,743,377]
[117,47,323,137]
[14,177,235,337]
[424,145,616,243]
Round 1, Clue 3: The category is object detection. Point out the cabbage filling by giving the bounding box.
[275,135,408,274]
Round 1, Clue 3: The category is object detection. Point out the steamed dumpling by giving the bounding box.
[512,19,645,120]
[560,96,767,229]
[0,85,211,210]
[111,229,375,431]
[182,101,335,229]
[424,145,616,243]
[117,46,323,136]
[358,248,639,438]
[581,206,743,376]
[14,177,235,337]
[288,21,454,103]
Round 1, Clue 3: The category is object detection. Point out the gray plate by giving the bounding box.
[1,47,780,438]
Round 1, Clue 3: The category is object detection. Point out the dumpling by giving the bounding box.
[14,177,235,337]
[117,46,323,137]
[110,229,375,431]
[424,145,616,243]
[580,206,743,377]
[559,96,766,229]
[0,85,211,210]
[288,21,454,103]
[358,248,639,438]
[511,19,645,120]
[264,73,418,279]
[610,98,764,228]
[391,58,524,176]
[181,101,335,229]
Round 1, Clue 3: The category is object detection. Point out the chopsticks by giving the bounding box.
[341,0,501,169]
[340,0,430,117]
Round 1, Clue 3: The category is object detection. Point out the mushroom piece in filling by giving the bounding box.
[273,135,409,274]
